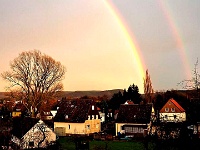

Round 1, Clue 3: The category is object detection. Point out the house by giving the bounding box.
[159,98,186,122]
[12,103,27,118]
[40,111,53,120]
[11,117,56,149]
[50,100,62,118]
[54,99,101,136]
[97,107,105,123]
[115,103,154,137]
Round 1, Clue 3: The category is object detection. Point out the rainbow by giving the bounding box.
[157,0,192,80]
[103,0,146,90]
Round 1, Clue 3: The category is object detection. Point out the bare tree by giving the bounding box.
[1,50,66,117]
[144,69,154,103]
[178,58,200,98]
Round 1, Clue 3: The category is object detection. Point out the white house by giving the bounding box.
[115,103,154,137]
[159,98,186,122]
[11,118,56,149]
[54,99,101,136]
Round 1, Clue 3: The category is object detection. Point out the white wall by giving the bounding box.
[159,112,186,122]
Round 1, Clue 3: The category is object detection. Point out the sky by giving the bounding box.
[0,0,200,93]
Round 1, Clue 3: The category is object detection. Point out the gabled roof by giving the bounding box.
[12,117,39,139]
[21,119,56,140]
[160,98,185,113]
[54,99,98,123]
[116,104,153,124]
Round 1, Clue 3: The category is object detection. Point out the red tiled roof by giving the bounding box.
[97,107,101,111]
[125,100,134,105]
[160,98,185,113]
[170,99,185,112]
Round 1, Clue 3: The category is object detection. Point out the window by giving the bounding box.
[68,125,70,129]
[88,115,90,120]
[65,115,68,119]
[92,115,94,119]
[171,108,175,112]
[165,108,169,112]
[96,115,98,119]
[44,111,50,115]
[86,125,90,130]
[92,105,94,110]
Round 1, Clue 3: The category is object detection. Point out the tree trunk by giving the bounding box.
[31,107,36,118]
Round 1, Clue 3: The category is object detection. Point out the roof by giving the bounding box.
[171,99,185,112]
[124,100,134,105]
[54,99,99,123]
[40,111,53,117]
[116,104,153,124]
[97,107,101,111]
[12,117,39,138]
[160,98,185,113]
[12,103,27,112]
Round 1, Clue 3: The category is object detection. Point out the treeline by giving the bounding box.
[94,84,200,123]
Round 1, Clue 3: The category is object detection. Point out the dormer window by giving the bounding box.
[44,112,50,115]
[165,108,169,112]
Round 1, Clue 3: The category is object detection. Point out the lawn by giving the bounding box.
[58,137,155,150]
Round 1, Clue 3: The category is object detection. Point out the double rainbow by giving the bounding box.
[158,0,192,79]
[103,0,146,91]
[103,0,192,92]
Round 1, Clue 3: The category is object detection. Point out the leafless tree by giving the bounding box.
[1,50,66,117]
[34,121,50,148]
[178,58,200,98]
[144,69,154,103]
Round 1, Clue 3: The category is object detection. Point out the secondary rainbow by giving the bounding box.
[103,0,146,83]
[158,0,192,80]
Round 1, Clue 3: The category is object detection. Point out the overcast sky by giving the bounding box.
[0,0,200,93]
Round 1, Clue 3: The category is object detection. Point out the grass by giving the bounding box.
[58,136,76,150]
[58,137,152,150]
[89,140,144,150]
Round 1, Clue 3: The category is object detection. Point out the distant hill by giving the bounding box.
[0,89,123,100]
[58,89,123,99]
